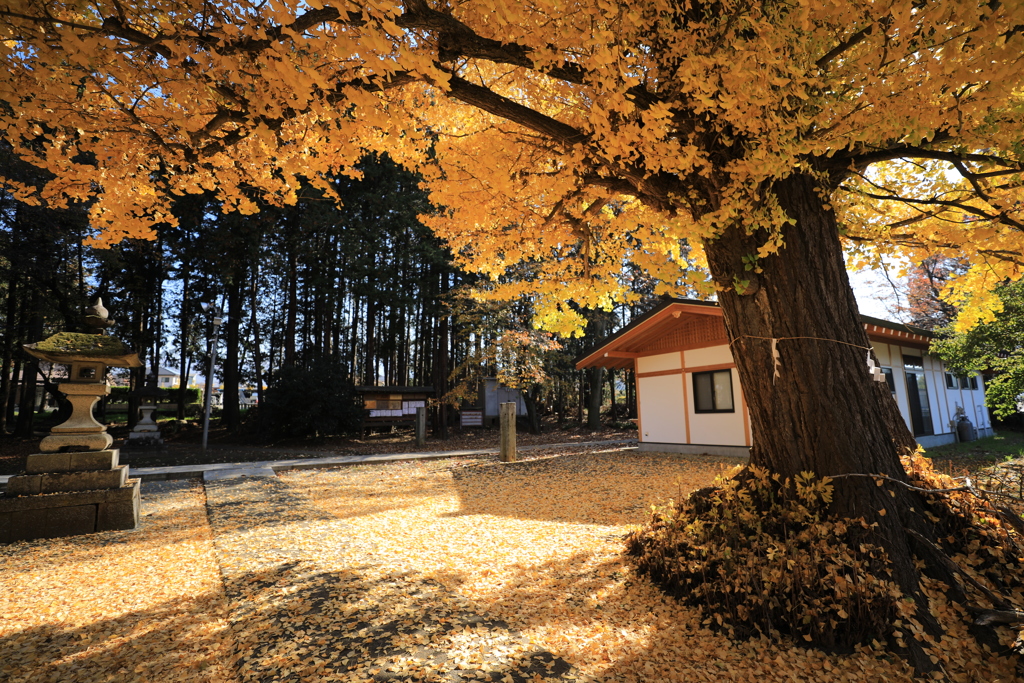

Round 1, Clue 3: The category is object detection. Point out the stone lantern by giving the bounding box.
[0,300,143,543]
[124,373,168,450]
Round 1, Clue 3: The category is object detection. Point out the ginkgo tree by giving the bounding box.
[3,0,1024,671]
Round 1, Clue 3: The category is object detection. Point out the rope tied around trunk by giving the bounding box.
[729,335,875,384]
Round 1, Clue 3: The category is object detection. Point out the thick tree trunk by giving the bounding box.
[14,304,43,437]
[284,251,298,368]
[523,385,542,435]
[701,171,938,668]
[702,172,915,498]
[250,268,264,406]
[0,276,17,434]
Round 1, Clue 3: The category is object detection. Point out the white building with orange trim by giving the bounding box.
[576,299,993,456]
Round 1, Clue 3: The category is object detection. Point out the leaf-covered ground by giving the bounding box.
[2,447,1020,681]
[0,480,234,682]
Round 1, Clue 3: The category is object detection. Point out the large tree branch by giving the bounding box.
[843,143,1023,172]
[396,0,664,111]
[816,24,875,71]
[842,185,1024,231]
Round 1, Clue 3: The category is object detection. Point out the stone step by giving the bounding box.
[0,479,140,543]
[25,449,119,474]
[6,465,128,496]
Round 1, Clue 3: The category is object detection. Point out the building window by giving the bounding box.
[968,375,979,390]
[882,367,896,393]
[946,373,957,390]
[693,370,734,413]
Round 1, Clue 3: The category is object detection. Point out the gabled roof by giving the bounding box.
[576,298,933,370]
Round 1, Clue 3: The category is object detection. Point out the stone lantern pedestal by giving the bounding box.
[123,375,168,452]
[0,329,143,544]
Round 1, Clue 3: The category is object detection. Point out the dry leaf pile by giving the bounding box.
[0,481,234,683]
[628,454,1024,682]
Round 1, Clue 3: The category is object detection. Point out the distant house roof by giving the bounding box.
[576,298,933,370]
[156,366,195,377]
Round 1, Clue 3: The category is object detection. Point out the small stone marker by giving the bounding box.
[415,406,427,447]
[499,402,517,462]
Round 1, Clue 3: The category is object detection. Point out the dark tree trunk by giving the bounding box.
[701,171,937,669]
[177,267,190,420]
[702,172,916,494]
[222,276,242,429]
[14,302,43,437]
[0,276,18,434]
[365,296,377,385]
[607,368,616,419]
[586,366,603,430]
[250,268,264,405]
[523,385,542,435]
[284,251,298,368]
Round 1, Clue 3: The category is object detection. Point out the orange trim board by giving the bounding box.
[637,368,684,379]
[637,362,736,379]
[682,367,691,443]
[684,362,736,374]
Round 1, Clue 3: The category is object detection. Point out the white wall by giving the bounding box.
[637,352,681,374]
[684,345,732,367]
[636,346,746,447]
[636,339,991,451]
[871,341,992,443]
[637,373,688,444]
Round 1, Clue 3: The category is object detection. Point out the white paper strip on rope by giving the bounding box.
[866,352,885,382]
[771,338,781,384]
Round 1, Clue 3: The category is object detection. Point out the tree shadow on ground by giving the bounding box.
[219,560,577,682]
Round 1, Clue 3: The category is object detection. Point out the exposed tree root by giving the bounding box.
[625,453,1024,678]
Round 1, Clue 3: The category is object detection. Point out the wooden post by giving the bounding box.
[415,406,427,447]
[500,401,517,462]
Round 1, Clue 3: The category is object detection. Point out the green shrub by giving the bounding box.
[255,362,363,438]
[174,387,202,404]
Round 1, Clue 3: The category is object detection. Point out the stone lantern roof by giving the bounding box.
[23,332,142,368]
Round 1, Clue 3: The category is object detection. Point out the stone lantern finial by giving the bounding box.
[83,297,115,333]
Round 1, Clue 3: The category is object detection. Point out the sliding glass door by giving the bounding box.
[903,356,933,437]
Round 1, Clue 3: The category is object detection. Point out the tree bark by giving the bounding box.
[701,171,938,667]
[177,267,190,420]
[702,172,915,499]
[14,300,43,437]
[222,276,242,429]
[250,267,264,406]
[0,276,17,434]
[284,250,298,368]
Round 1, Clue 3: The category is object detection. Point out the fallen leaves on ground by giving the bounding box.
[2,447,1018,682]
[0,481,234,683]
[287,448,988,682]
